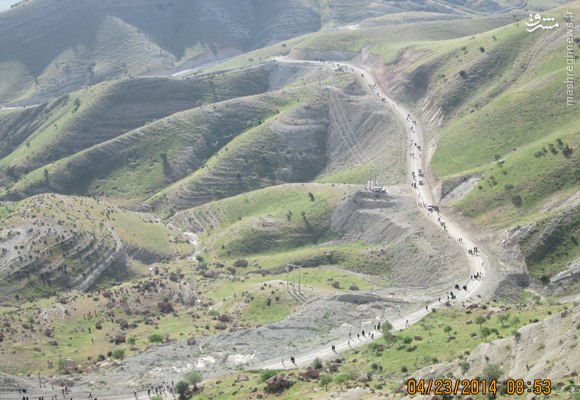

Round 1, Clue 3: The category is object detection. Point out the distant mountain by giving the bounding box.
[0,0,322,104]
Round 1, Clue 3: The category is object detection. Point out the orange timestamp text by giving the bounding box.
[407,379,552,396]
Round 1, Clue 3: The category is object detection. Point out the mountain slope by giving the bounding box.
[0,194,192,299]
[0,69,271,180]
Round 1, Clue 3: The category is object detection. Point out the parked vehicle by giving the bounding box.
[418,180,424,185]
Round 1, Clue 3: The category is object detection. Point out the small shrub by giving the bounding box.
[112,349,125,360]
[260,369,279,382]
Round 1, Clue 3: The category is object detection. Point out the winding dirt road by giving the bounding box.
[253,58,496,371]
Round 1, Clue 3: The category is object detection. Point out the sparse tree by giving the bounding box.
[184,371,202,390]
[460,361,470,375]
[482,364,503,382]
[319,374,333,390]
[335,374,347,389]
[443,325,452,334]
[475,315,487,328]
[572,168,580,182]
[511,315,520,327]
[497,313,509,327]
[403,336,413,347]
[480,327,491,340]
[504,184,514,194]
[494,154,501,162]
[56,358,66,372]
[175,381,189,399]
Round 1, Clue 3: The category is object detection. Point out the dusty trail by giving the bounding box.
[0,59,499,400]
[250,57,497,371]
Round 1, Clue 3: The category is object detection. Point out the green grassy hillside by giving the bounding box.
[1,83,304,207]
[0,69,270,179]
[144,84,331,214]
[422,3,580,228]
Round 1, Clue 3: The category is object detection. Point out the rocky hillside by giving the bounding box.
[413,301,580,383]
[0,194,192,299]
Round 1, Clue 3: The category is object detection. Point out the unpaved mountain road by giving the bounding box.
[252,57,497,371]
[0,59,497,400]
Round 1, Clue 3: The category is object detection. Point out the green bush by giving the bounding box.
[312,357,323,369]
[260,370,279,382]
[148,334,164,344]
[112,349,125,360]
[127,337,136,345]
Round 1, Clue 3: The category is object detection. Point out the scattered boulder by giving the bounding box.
[169,275,178,282]
[562,371,578,378]
[157,302,174,313]
[59,298,68,304]
[22,323,30,329]
[326,278,333,281]
[204,270,218,279]
[329,364,339,372]
[356,373,372,383]
[233,259,248,268]
[467,304,478,309]
[102,291,112,298]
[466,320,473,325]
[234,375,249,383]
[95,322,102,330]
[331,281,340,289]
[218,314,230,322]
[187,337,196,345]
[0,331,4,342]
[44,328,53,337]
[118,319,129,328]
[64,359,78,373]
[414,336,422,341]
[349,284,359,291]
[115,334,126,343]
[49,340,58,346]
[265,374,293,391]
[299,369,320,379]
[215,323,227,330]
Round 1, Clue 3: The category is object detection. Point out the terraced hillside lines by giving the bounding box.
[144,86,331,213]
[0,194,192,299]
[2,87,297,207]
[0,96,68,161]
[172,183,344,257]
[0,70,271,179]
